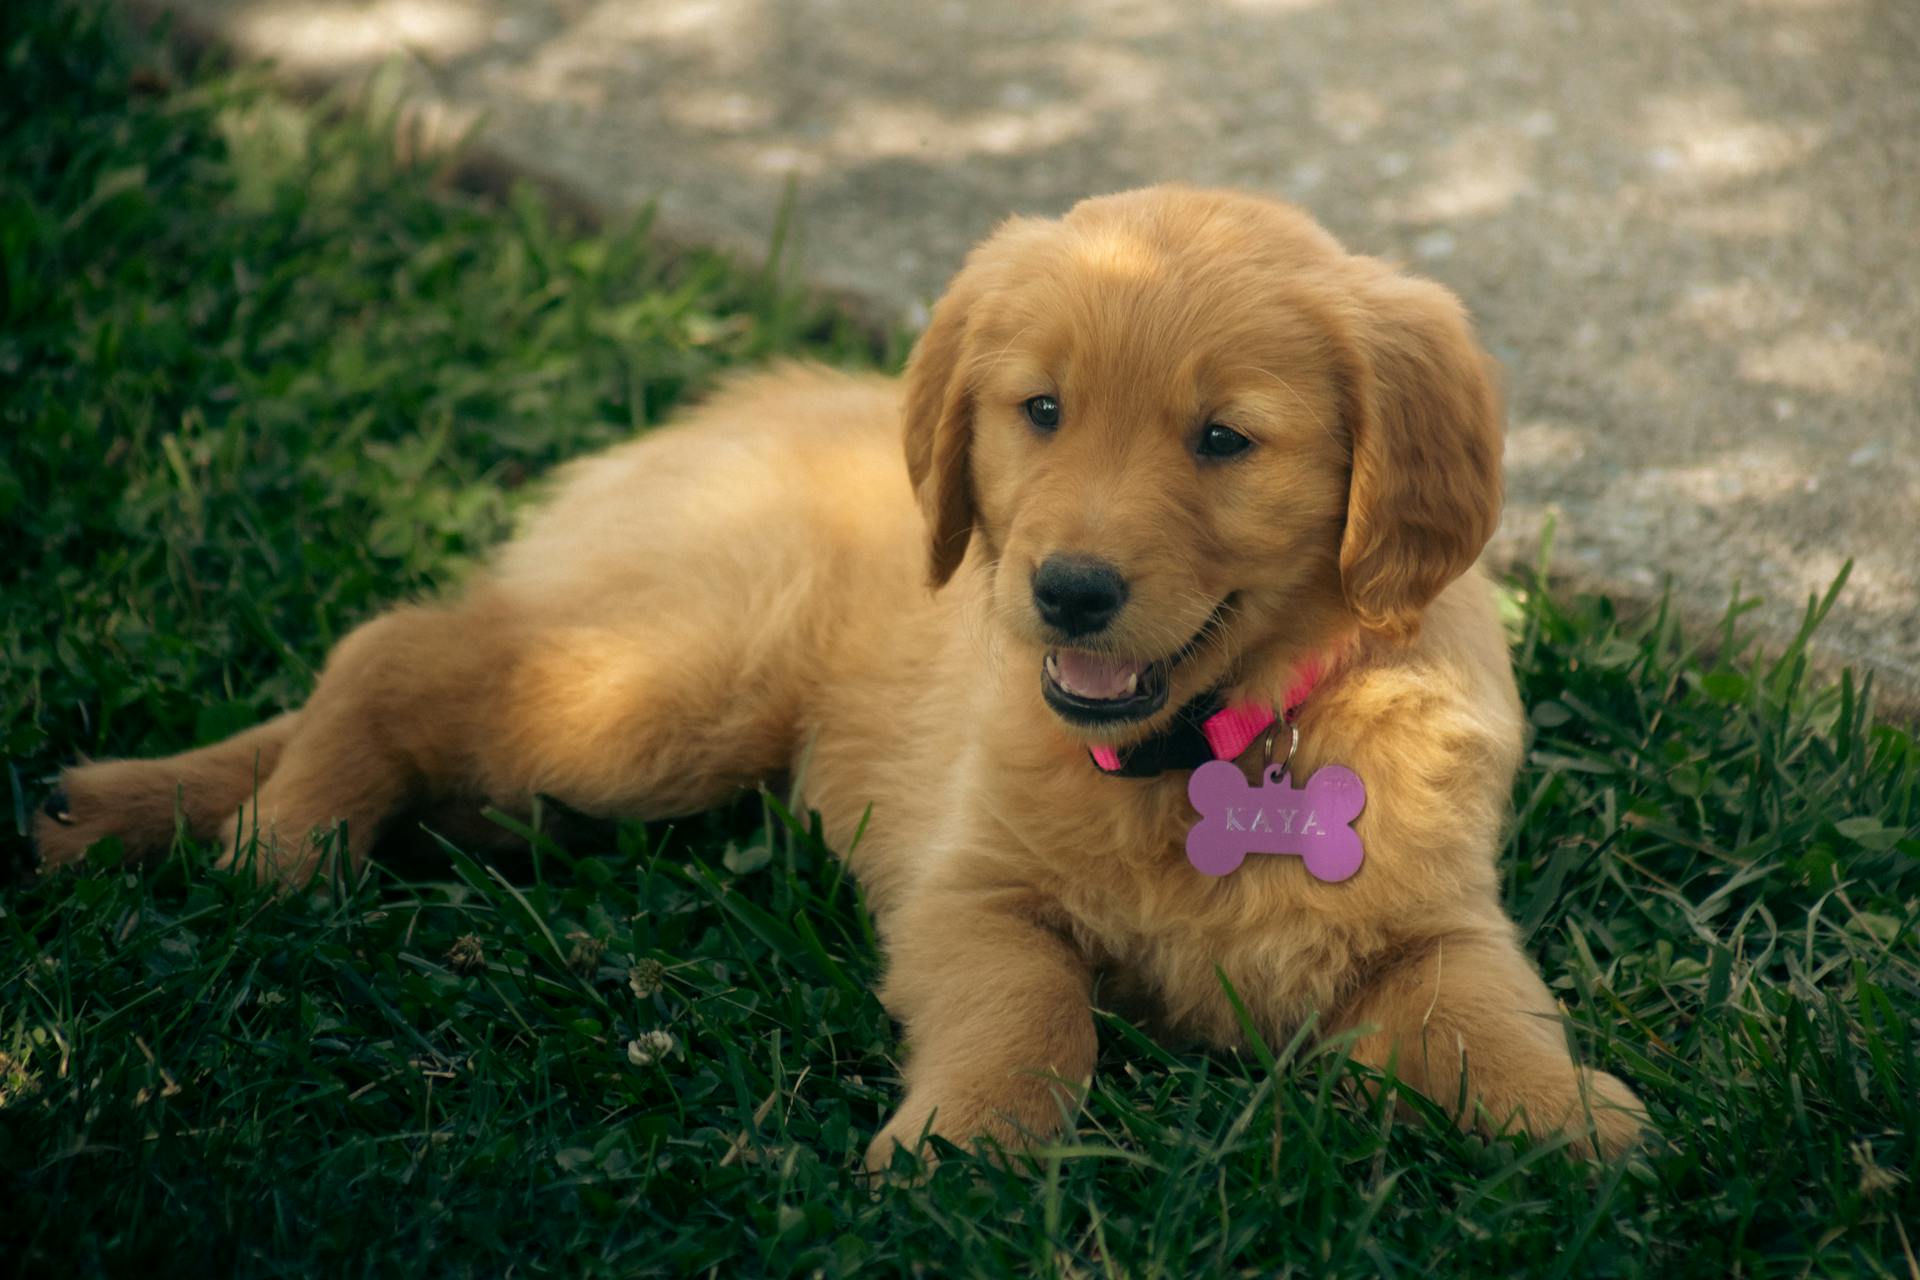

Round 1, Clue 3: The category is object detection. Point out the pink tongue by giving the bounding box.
[1054,650,1147,700]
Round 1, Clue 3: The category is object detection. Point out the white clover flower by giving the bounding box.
[628,959,664,999]
[625,1029,676,1067]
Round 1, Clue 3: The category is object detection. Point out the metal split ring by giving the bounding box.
[1261,716,1300,775]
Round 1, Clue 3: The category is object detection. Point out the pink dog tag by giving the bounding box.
[1186,760,1366,881]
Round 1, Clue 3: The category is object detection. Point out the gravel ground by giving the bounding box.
[135,0,1920,700]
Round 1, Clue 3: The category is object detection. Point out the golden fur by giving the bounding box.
[35,186,1645,1164]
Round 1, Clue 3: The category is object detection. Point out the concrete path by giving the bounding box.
[139,0,1920,699]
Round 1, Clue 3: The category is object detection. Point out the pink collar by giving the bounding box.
[1089,654,1327,775]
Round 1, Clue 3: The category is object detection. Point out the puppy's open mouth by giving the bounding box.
[1040,599,1232,727]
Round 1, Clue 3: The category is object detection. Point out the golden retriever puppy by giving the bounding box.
[35,185,1646,1164]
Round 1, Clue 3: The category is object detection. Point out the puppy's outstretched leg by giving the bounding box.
[34,712,301,869]
[40,576,802,882]
[865,885,1098,1172]
[37,600,502,881]
[1330,930,1648,1158]
[216,591,802,880]
[212,600,509,881]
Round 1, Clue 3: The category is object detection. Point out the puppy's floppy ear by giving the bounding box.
[902,269,981,589]
[1338,271,1505,640]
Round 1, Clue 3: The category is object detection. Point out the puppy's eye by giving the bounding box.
[1196,423,1252,460]
[1023,395,1061,432]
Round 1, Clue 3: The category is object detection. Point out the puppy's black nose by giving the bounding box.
[1032,555,1129,637]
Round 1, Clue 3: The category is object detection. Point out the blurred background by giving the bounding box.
[133,0,1920,696]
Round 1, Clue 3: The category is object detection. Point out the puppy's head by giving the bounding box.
[904,186,1502,743]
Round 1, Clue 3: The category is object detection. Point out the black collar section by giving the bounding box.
[1087,686,1229,778]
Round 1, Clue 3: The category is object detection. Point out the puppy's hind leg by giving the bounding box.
[219,590,787,881]
[39,585,799,881]
[34,712,301,870]
[465,606,804,828]
[218,601,507,882]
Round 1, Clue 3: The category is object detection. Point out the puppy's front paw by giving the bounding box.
[863,1076,1086,1176]
[1576,1069,1650,1159]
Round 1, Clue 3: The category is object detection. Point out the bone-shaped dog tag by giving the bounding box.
[1186,759,1366,881]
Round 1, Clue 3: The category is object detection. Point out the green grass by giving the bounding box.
[3,3,1917,1275]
